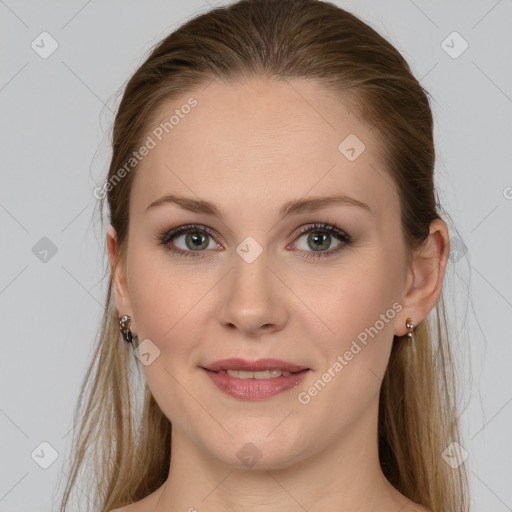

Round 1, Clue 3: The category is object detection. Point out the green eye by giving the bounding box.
[293,223,352,259]
[182,231,210,251]
[306,231,332,251]
[157,222,352,259]
[159,224,220,257]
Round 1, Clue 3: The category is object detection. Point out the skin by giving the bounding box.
[108,77,449,512]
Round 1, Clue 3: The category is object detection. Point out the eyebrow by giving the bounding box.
[145,193,372,219]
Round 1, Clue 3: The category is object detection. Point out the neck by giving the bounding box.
[149,400,409,512]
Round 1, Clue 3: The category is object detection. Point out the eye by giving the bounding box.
[290,223,352,259]
[157,224,221,257]
[156,222,352,259]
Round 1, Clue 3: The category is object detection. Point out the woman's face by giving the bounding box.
[110,77,412,469]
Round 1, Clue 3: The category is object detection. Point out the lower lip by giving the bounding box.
[202,368,310,400]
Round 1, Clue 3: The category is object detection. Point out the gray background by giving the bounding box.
[1,0,511,511]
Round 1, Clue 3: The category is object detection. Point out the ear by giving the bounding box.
[394,218,450,336]
[107,225,135,328]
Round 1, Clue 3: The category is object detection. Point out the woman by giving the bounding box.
[58,0,469,510]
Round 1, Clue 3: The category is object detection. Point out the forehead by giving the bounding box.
[131,77,395,217]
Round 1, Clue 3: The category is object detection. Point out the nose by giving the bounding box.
[216,246,289,337]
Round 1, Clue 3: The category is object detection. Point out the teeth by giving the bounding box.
[220,369,293,379]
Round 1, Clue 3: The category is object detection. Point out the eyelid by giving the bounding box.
[288,222,352,258]
[158,222,351,258]
[291,222,350,241]
[160,223,222,247]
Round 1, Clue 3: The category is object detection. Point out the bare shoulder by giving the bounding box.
[109,504,145,512]
[109,506,135,512]
[111,499,431,512]
[108,486,164,512]
[404,503,431,512]
[109,502,150,512]
[390,492,431,512]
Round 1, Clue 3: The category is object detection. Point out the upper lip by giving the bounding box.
[202,358,309,373]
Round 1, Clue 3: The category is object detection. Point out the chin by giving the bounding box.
[207,435,306,471]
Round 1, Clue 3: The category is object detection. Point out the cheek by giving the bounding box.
[294,252,403,399]
[126,245,207,341]
[295,254,402,345]
[125,249,209,425]
[293,274,398,440]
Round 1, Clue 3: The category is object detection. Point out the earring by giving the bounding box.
[119,314,135,344]
[405,317,415,341]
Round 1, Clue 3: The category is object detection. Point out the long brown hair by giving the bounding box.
[56,1,469,510]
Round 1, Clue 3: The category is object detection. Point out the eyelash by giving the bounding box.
[156,222,352,260]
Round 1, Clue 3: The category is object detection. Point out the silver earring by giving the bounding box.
[119,314,135,344]
[405,317,415,341]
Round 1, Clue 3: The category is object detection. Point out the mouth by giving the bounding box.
[201,357,310,376]
[202,368,309,379]
[201,361,311,400]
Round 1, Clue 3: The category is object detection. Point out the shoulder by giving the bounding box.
[108,500,147,512]
[110,504,150,512]
[391,493,430,512]
[405,503,431,512]
[109,503,144,512]
[108,486,164,512]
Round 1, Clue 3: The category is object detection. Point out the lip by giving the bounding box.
[202,367,310,400]
[202,358,309,373]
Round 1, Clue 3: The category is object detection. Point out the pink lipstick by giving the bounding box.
[201,358,311,400]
